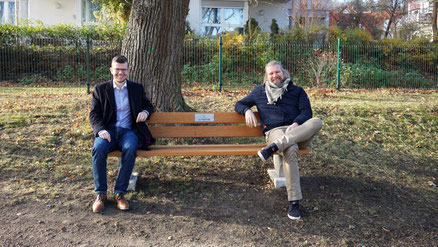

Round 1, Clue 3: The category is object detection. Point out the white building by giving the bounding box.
[404,0,436,38]
[288,0,332,28]
[188,0,292,35]
[2,0,332,35]
[1,0,100,25]
[406,0,433,23]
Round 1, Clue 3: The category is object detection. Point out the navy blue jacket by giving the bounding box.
[235,83,312,134]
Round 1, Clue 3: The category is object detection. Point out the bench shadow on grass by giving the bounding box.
[118,155,438,244]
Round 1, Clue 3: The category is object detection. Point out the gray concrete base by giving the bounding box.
[127,172,139,191]
[268,169,286,188]
[268,154,286,188]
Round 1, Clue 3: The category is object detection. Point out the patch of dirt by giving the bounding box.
[1,180,326,247]
[2,165,437,247]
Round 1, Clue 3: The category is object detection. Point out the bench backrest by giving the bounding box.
[148,112,263,138]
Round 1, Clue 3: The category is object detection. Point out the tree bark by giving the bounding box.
[384,0,397,38]
[121,0,191,112]
[433,0,437,43]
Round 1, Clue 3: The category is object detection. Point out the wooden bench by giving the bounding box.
[108,112,309,189]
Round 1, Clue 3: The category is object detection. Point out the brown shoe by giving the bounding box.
[114,193,129,211]
[92,193,107,213]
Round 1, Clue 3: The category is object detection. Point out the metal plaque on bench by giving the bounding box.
[195,113,214,122]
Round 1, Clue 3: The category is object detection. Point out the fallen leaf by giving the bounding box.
[382,227,390,232]
[427,181,436,187]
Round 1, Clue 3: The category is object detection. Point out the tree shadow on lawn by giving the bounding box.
[120,166,438,244]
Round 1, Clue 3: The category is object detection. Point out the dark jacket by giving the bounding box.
[235,82,312,134]
[89,80,155,149]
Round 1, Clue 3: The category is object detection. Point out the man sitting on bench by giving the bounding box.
[89,55,155,213]
[235,60,322,220]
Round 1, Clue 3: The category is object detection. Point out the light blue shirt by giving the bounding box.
[113,81,132,129]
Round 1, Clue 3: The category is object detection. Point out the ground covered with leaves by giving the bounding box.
[0,86,437,246]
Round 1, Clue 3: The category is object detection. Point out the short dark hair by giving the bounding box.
[112,55,129,67]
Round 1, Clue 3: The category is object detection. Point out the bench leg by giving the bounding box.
[267,154,286,188]
[118,157,139,191]
[127,172,139,191]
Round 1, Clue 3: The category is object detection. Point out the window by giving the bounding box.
[0,0,15,24]
[82,0,101,24]
[201,7,244,35]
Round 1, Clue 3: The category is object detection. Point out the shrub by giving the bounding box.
[244,18,261,38]
[340,59,434,88]
[328,26,372,44]
[0,21,125,45]
[57,65,86,83]
[19,74,46,85]
[270,19,279,40]
[305,50,337,88]
[93,65,112,81]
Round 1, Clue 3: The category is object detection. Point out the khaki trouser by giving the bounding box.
[265,117,323,201]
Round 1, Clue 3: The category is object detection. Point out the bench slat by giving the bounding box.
[108,144,310,157]
[147,112,260,124]
[150,125,264,138]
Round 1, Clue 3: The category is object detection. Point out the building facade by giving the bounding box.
[3,0,332,35]
[1,0,99,25]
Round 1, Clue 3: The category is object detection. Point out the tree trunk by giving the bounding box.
[433,0,437,43]
[121,0,191,112]
[384,13,394,38]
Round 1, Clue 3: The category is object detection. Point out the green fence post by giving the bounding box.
[219,36,223,92]
[336,38,341,90]
[86,34,91,94]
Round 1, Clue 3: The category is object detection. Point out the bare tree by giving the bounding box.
[433,0,437,43]
[350,0,365,28]
[246,0,259,39]
[377,0,406,38]
[121,0,191,112]
[306,51,337,88]
[364,0,377,11]
[290,0,332,28]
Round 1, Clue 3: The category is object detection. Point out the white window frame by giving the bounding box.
[0,0,16,24]
[201,2,247,36]
[81,0,101,25]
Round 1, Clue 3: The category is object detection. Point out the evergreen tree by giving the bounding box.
[244,18,261,38]
[270,19,279,39]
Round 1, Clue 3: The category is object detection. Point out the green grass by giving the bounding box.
[0,86,437,246]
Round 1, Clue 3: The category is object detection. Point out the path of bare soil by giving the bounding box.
[1,172,334,247]
[2,165,437,247]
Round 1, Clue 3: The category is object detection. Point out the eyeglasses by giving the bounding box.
[113,68,128,73]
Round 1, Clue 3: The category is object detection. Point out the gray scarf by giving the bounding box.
[265,78,290,104]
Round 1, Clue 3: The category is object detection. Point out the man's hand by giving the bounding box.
[136,111,149,123]
[286,122,299,133]
[245,109,258,128]
[98,130,111,143]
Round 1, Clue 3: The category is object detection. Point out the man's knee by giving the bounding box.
[309,117,323,130]
[93,139,110,155]
[122,142,137,152]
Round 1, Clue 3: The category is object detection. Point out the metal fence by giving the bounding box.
[0,35,119,87]
[1,35,437,90]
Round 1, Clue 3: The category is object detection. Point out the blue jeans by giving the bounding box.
[92,127,138,195]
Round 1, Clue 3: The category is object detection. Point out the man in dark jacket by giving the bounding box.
[89,55,155,213]
[235,60,322,220]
